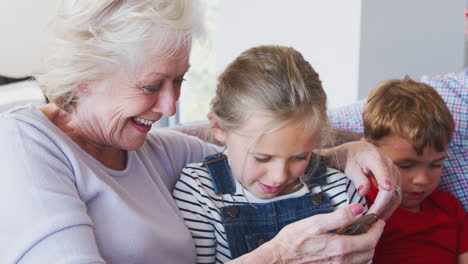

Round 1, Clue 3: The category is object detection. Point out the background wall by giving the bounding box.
[216,0,363,108]
[0,0,60,77]
[358,0,466,99]
[216,0,466,108]
[0,0,466,110]
[465,0,468,66]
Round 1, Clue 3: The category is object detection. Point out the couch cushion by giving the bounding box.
[0,80,45,112]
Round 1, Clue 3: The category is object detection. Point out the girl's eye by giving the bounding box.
[143,85,161,93]
[254,156,271,163]
[293,156,308,161]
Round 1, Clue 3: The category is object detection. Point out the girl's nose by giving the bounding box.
[269,163,290,186]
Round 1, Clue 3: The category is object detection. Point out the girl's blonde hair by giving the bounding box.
[211,45,332,148]
[36,0,204,110]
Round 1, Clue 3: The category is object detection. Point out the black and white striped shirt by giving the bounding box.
[173,162,367,264]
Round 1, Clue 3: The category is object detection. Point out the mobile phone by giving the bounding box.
[336,214,378,235]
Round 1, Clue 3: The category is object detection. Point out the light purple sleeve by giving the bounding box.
[0,115,106,264]
[147,128,222,190]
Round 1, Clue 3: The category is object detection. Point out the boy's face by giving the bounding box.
[372,134,447,212]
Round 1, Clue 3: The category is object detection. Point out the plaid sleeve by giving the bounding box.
[327,99,365,133]
[421,68,468,211]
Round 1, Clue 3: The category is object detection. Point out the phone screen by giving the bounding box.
[336,214,378,235]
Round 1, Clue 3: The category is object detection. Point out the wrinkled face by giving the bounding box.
[214,116,320,200]
[75,47,190,151]
[375,134,446,212]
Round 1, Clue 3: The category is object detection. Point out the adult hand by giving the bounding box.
[231,203,385,264]
[319,141,401,220]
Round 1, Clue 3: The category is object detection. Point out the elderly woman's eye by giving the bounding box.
[143,85,161,93]
[174,78,186,85]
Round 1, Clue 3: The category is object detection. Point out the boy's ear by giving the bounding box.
[208,113,227,143]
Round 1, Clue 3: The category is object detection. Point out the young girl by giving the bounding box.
[172,45,367,263]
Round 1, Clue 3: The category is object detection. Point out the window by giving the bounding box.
[178,0,218,124]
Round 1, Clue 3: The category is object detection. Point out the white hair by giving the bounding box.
[36,0,205,110]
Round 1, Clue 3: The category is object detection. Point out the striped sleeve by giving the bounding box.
[173,166,217,264]
[345,177,368,213]
[320,168,368,212]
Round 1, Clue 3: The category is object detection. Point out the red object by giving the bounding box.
[366,182,468,264]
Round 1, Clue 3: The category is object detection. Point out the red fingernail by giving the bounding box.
[350,204,364,215]
[385,180,391,188]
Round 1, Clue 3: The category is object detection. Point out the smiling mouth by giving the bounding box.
[132,117,156,127]
[258,182,281,193]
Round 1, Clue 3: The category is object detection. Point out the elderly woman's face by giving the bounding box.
[77,50,190,151]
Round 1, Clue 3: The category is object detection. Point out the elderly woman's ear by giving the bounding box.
[76,83,89,96]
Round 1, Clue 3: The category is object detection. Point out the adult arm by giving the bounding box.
[0,116,106,264]
[228,203,385,264]
[318,141,401,220]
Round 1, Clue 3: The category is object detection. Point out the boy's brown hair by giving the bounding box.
[363,76,454,154]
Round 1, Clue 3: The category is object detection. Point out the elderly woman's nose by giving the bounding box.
[151,87,178,116]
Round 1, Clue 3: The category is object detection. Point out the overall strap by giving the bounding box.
[202,152,236,194]
[303,154,329,205]
[304,153,328,185]
[221,189,335,259]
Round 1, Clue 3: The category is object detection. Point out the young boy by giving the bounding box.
[362,76,468,264]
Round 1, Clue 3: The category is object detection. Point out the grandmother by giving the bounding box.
[0,0,400,263]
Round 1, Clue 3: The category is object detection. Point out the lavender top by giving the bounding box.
[0,105,218,264]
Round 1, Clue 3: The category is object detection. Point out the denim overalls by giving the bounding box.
[202,152,335,259]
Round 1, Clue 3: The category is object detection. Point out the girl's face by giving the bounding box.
[72,48,190,152]
[214,116,320,200]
